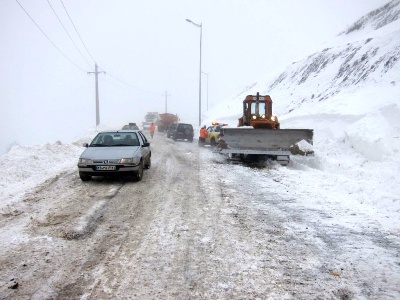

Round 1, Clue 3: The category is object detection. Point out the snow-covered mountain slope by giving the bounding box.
[340,0,400,35]
[204,0,400,163]
[267,6,400,117]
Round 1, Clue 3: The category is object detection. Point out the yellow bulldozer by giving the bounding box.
[238,94,280,129]
[215,93,313,165]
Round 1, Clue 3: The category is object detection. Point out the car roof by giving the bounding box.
[99,130,141,133]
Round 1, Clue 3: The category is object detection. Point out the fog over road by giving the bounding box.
[0,134,399,299]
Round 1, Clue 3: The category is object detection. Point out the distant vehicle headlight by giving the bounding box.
[79,158,93,164]
[261,114,266,119]
[270,116,276,121]
[252,115,257,120]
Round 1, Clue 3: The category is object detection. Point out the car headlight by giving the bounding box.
[119,157,141,165]
[79,158,93,164]
[119,158,133,164]
[252,115,257,120]
[261,114,266,119]
[270,116,276,121]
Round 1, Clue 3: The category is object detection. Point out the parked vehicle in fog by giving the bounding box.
[122,123,140,130]
[171,123,194,142]
[167,123,178,138]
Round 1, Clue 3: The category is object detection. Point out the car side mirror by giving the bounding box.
[83,143,89,148]
[143,142,150,147]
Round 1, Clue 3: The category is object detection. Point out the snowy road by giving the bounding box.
[0,134,399,299]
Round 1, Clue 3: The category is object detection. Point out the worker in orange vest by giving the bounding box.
[198,125,207,146]
[149,123,156,138]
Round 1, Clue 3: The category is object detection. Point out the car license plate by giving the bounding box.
[95,166,116,171]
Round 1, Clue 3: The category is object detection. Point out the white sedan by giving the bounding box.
[77,130,151,181]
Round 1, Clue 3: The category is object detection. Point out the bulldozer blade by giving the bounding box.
[219,128,313,152]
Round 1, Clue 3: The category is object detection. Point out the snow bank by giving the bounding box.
[0,142,82,210]
[0,127,101,211]
[345,112,393,160]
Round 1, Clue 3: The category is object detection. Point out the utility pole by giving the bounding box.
[164,91,171,113]
[88,63,105,126]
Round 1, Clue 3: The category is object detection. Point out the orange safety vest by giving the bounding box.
[200,128,207,138]
[149,124,156,131]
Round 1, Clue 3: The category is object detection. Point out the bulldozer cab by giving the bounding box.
[239,93,279,129]
[246,102,268,116]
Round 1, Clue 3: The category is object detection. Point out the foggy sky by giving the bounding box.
[0,0,388,154]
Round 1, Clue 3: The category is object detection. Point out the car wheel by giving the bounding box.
[173,134,177,141]
[145,157,151,169]
[135,161,144,181]
[79,172,91,181]
[189,138,193,143]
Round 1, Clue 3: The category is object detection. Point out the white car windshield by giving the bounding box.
[90,132,140,147]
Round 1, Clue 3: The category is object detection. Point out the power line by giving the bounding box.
[46,0,92,68]
[101,77,143,93]
[109,73,165,97]
[49,2,155,96]
[95,64,157,94]
[15,0,87,72]
[107,73,152,93]
[97,70,164,98]
[17,0,162,99]
[60,0,96,63]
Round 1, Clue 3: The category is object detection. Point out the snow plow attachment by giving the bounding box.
[214,127,314,165]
